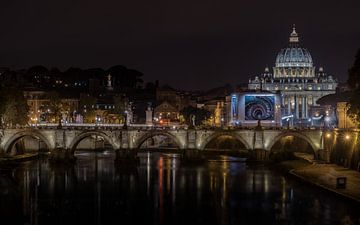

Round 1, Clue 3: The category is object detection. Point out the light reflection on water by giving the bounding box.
[0,151,359,225]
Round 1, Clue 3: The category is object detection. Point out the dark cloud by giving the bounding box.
[0,0,359,89]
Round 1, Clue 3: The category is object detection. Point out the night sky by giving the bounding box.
[0,0,359,90]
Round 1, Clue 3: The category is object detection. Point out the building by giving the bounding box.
[230,92,282,127]
[24,90,79,124]
[248,26,337,126]
[153,101,179,125]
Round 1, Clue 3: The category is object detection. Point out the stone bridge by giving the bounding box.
[0,126,328,160]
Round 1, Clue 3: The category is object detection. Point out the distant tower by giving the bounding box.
[106,74,113,91]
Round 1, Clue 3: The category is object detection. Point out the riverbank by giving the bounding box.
[275,159,360,203]
[290,164,360,203]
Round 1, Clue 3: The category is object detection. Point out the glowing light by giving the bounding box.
[345,134,350,140]
[326,133,331,138]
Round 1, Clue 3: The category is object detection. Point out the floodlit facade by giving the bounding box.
[248,25,337,126]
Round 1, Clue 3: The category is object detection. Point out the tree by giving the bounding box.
[79,95,97,123]
[348,88,360,125]
[0,87,29,127]
[107,65,143,89]
[112,95,128,123]
[347,49,360,89]
[347,49,360,126]
[113,95,127,113]
[180,106,211,127]
[40,91,63,123]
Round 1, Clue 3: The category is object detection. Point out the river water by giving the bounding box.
[0,151,359,225]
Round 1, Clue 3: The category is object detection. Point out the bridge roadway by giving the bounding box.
[0,124,329,161]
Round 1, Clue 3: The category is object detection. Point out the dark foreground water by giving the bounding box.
[1,151,360,225]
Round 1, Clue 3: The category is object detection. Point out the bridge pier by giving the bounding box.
[49,148,76,164]
[250,149,269,161]
[114,149,139,164]
[182,149,205,162]
[316,149,330,162]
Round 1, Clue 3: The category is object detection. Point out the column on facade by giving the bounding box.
[287,95,291,115]
[295,95,299,119]
[304,97,308,118]
[302,96,306,119]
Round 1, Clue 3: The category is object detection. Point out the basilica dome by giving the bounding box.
[275,26,313,68]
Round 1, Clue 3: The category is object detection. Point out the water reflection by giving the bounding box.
[0,152,359,225]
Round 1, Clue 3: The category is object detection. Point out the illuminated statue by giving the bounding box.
[106,74,113,91]
[214,102,222,127]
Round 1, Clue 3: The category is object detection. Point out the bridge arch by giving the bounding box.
[68,131,118,152]
[200,132,251,150]
[3,130,53,154]
[135,131,183,149]
[267,131,317,154]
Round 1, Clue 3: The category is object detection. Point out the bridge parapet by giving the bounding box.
[0,127,326,158]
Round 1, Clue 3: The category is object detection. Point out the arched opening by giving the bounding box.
[204,135,248,150]
[270,134,315,161]
[70,132,116,160]
[138,134,180,150]
[203,134,249,158]
[6,134,50,156]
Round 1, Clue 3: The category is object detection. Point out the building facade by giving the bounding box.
[248,26,337,126]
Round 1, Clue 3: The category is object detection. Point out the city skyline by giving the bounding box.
[0,0,359,90]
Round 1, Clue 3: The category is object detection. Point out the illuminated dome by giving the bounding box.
[273,25,315,78]
[275,26,313,68]
[275,47,313,67]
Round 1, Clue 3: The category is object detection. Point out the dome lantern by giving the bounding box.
[289,24,299,43]
[274,25,315,78]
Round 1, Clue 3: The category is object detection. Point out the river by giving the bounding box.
[0,151,359,225]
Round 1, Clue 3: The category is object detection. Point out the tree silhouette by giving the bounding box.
[348,49,360,89]
[0,87,29,127]
[180,106,211,126]
[347,49,360,126]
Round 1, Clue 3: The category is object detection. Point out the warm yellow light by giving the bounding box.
[345,134,350,140]
[326,133,331,138]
